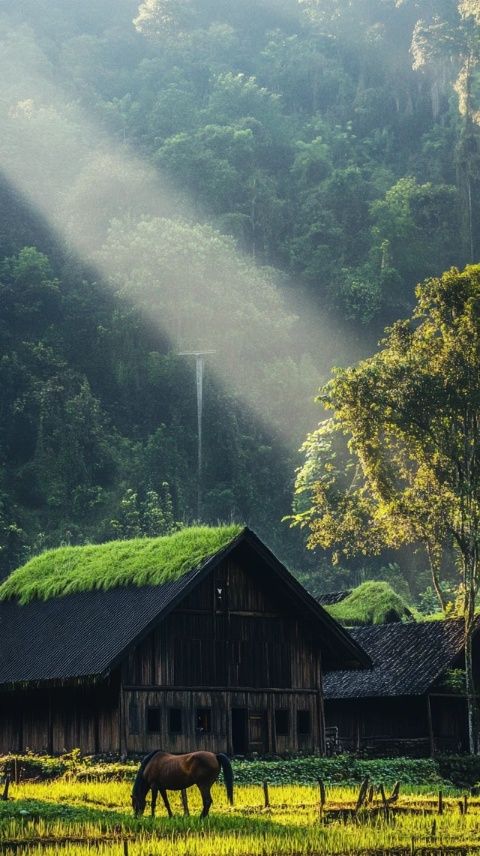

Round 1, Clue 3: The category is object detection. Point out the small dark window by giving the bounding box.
[196,708,212,733]
[169,708,182,734]
[297,710,311,735]
[275,709,289,736]
[146,707,161,733]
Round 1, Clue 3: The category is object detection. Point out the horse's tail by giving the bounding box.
[217,753,234,805]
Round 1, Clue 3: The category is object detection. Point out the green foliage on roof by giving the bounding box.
[0,525,244,604]
[325,581,412,626]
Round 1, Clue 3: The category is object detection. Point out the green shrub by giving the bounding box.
[3,752,478,787]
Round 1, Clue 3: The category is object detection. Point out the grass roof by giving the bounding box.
[325,581,412,627]
[0,525,244,605]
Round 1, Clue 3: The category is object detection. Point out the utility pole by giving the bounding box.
[178,351,216,520]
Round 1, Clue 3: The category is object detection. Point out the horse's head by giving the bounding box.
[131,792,146,817]
[131,776,149,817]
[132,750,162,817]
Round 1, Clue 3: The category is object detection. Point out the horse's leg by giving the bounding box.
[198,783,213,818]
[181,788,190,816]
[151,785,158,817]
[160,789,173,818]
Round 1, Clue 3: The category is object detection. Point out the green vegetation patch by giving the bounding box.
[325,581,412,626]
[0,525,244,605]
[2,752,463,787]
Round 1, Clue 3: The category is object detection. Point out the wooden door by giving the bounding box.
[248,711,268,753]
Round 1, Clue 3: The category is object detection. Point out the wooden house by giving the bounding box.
[324,620,480,756]
[0,527,368,756]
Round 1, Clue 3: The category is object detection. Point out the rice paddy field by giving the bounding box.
[2,776,480,856]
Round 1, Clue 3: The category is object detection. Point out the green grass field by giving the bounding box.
[2,776,480,855]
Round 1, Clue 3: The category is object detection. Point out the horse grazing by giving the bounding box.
[131,750,234,818]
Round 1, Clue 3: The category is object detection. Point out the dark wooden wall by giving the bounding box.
[0,679,120,755]
[325,695,469,757]
[120,556,325,754]
[123,558,320,690]
[0,553,326,755]
[325,632,480,758]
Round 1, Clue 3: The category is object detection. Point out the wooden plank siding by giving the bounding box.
[0,554,325,755]
[122,560,319,690]
[119,558,324,754]
[325,695,470,757]
[0,681,120,755]
[123,688,320,755]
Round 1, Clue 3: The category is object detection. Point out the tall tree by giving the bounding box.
[411,0,480,260]
[292,265,480,753]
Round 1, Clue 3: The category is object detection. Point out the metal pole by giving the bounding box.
[177,351,216,521]
[196,355,204,520]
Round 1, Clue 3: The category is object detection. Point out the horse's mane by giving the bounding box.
[132,750,162,798]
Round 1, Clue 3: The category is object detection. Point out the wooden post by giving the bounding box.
[262,780,270,808]
[316,651,326,756]
[426,695,435,757]
[267,694,276,755]
[47,692,53,755]
[118,682,124,756]
[355,777,369,813]
[318,779,326,809]
[379,784,389,821]
[14,758,19,786]
[123,840,129,856]
[388,781,400,803]
[438,791,443,815]
[463,794,468,815]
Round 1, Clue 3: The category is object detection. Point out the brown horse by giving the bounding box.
[131,750,234,818]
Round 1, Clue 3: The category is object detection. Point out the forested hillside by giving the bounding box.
[0,0,478,586]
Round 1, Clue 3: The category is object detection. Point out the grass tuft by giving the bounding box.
[0,525,244,605]
[325,581,412,626]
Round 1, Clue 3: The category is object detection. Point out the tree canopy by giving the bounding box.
[1,0,480,589]
[292,264,480,750]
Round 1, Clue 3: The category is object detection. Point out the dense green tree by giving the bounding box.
[292,265,480,751]
[109,485,177,538]
[411,0,480,260]
[0,0,479,583]
[370,177,461,309]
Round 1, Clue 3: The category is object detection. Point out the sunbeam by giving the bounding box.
[0,13,357,458]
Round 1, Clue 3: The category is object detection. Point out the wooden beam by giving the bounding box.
[47,691,53,755]
[268,692,276,754]
[426,694,435,757]
[119,683,127,756]
[316,651,326,756]
[122,685,319,694]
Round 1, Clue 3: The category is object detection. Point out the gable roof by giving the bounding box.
[324,619,474,699]
[0,528,369,688]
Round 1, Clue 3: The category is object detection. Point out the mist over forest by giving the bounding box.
[0,0,477,603]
